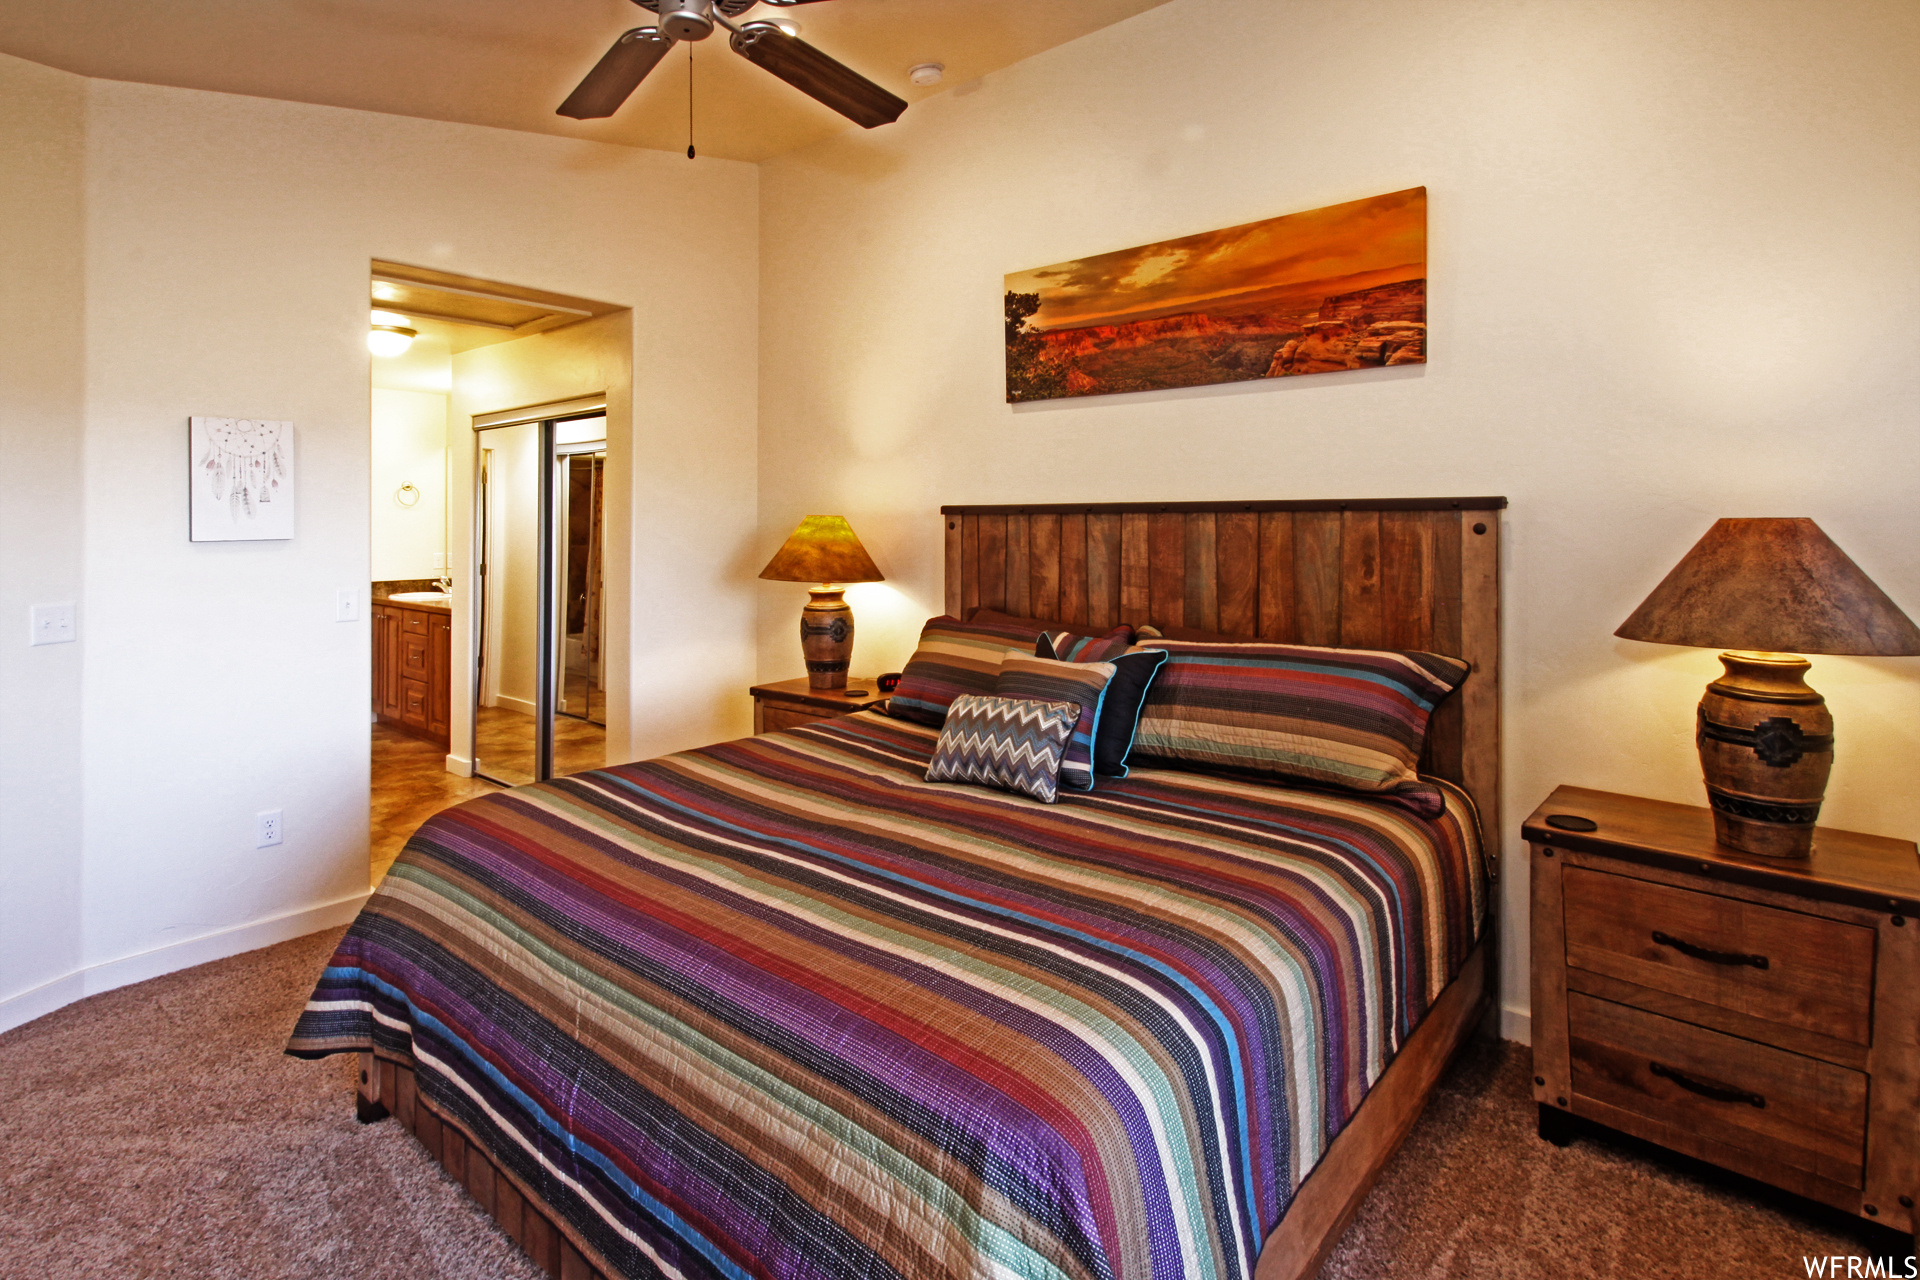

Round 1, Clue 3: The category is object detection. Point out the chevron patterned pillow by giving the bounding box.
[992,653,1118,793]
[925,694,1080,804]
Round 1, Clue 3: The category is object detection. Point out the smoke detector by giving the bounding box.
[908,62,944,86]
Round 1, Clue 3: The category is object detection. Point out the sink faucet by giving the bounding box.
[434,574,452,595]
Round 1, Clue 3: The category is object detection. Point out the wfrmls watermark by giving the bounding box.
[1804,1257,1919,1278]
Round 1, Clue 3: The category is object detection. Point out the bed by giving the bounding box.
[292,497,1504,1280]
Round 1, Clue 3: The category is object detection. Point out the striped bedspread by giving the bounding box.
[289,711,1485,1280]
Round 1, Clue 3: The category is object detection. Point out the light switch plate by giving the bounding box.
[335,589,358,622]
[30,603,75,646]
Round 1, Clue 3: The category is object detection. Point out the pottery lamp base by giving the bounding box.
[800,585,853,690]
[1696,651,1833,859]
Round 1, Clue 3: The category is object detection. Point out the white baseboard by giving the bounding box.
[1,971,86,1037]
[487,693,536,717]
[444,753,474,777]
[1500,1004,1532,1045]
[0,889,370,1037]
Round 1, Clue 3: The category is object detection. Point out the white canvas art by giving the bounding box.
[190,417,294,541]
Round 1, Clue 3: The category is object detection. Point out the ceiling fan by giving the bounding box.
[558,0,908,131]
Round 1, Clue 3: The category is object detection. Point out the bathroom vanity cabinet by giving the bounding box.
[372,599,451,749]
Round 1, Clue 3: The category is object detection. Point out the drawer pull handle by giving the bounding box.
[1650,930,1768,969]
[1649,1061,1766,1108]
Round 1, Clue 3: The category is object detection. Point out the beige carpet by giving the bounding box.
[1319,1029,1894,1279]
[0,929,1896,1279]
[0,928,541,1280]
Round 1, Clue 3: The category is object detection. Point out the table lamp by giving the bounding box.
[758,515,884,690]
[1615,517,1920,858]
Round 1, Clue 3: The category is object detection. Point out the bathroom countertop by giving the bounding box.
[371,587,452,614]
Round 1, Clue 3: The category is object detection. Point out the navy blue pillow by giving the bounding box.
[1037,636,1168,778]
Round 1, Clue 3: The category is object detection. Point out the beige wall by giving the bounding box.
[0,53,87,1025]
[756,0,1920,1039]
[369,387,449,582]
[0,72,758,1032]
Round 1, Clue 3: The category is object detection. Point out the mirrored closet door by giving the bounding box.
[471,404,606,787]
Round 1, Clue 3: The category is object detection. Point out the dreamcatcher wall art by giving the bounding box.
[189,417,295,541]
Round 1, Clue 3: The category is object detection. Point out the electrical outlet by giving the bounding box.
[30,603,76,646]
[335,589,358,622]
[256,809,283,848]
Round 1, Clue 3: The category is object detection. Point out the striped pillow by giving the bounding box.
[926,695,1079,804]
[1040,629,1133,663]
[1038,635,1169,779]
[993,653,1118,792]
[1131,640,1469,793]
[888,615,1041,726]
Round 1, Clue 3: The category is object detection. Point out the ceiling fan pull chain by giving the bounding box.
[686,43,696,159]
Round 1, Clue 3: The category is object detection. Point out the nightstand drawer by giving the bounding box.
[759,706,832,733]
[1563,866,1875,1045]
[1568,993,1867,1190]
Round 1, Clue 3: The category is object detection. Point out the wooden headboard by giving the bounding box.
[940,497,1504,839]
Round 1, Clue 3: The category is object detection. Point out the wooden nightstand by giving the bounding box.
[750,677,888,734]
[1528,785,1920,1237]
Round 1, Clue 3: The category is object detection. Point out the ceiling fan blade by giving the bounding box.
[729,22,906,129]
[557,27,676,119]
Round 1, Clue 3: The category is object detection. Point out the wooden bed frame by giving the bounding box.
[940,496,1505,1280]
[357,494,1505,1280]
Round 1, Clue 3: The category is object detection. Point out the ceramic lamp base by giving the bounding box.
[800,586,853,690]
[1696,651,1833,859]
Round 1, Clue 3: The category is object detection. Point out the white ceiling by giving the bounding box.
[0,0,1169,162]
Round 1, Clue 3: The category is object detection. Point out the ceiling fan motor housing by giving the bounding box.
[658,1,714,41]
[640,0,758,42]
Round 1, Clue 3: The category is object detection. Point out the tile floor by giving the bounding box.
[371,697,609,882]
[370,724,501,883]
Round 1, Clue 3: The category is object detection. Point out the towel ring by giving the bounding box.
[395,483,420,508]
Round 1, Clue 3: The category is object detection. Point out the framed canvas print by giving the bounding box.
[190,417,294,541]
[1005,187,1426,402]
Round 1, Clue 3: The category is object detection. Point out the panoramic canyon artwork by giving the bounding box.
[1005,187,1426,402]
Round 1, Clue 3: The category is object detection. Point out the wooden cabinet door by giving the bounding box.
[385,610,405,718]
[370,606,385,713]
[372,606,403,719]
[428,615,452,739]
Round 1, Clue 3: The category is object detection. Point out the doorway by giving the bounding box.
[366,260,628,883]
[472,406,607,787]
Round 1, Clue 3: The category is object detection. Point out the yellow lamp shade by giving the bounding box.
[758,515,884,585]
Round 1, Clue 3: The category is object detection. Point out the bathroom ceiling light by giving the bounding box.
[368,327,416,357]
[368,309,417,357]
[908,62,944,86]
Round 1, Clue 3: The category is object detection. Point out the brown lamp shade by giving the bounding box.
[758,515,884,585]
[1615,518,1920,656]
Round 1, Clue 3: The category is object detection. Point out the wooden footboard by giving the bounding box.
[354,1053,616,1280]
[1254,934,1492,1280]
